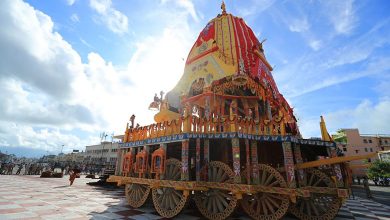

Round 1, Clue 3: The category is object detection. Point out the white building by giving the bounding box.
[84,141,120,168]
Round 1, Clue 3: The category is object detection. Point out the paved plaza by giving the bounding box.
[0,175,390,220]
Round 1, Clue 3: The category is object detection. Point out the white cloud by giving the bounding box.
[0,122,97,153]
[309,40,322,51]
[161,0,199,22]
[327,98,390,134]
[89,0,128,34]
[66,0,76,6]
[322,0,357,35]
[0,0,199,154]
[238,0,276,17]
[0,0,83,98]
[289,17,310,33]
[297,98,390,138]
[0,0,115,151]
[70,13,79,22]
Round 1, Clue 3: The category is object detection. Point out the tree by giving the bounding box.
[367,160,390,186]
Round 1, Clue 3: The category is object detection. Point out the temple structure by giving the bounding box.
[151,2,299,138]
[111,3,355,220]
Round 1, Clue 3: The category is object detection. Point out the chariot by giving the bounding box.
[107,3,367,219]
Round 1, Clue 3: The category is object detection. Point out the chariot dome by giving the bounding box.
[153,2,299,135]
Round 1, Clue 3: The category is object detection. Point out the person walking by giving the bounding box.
[69,167,81,186]
[15,163,23,175]
[363,177,373,199]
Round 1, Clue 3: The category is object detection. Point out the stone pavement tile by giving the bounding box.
[0,204,22,210]
[335,218,356,220]
[25,204,59,211]
[352,211,380,219]
[114,209,144,217]
[0,211,39,220]
[2,195,31,200]
[371,211,390,218]
[354,217,380,220]
[172,213,203,220]
[105,205,131,213]
[0,208,27,214]
[338,210,355,217]
[94,211,127,219]
[19,202,48,207]
[34,208,63,216]
[129,213,163,220]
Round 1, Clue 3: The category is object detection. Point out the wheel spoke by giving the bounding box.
[173,170,181,180]
[171,191,180,206]
[215,194,225,213]
[307,200,312,216]
[261,200,268,215]
[207,196,213,211]
[266,194,279,207]
[299,200,305,213]
[264,197,275,213]
[216,167,223,182]
[313,178,322,186]
[308,173,315,186]
[268,180,280,187]
[261,170,267,184]
[212,166,217,181]
[168,193,175,210]
[215,191,229,208]
[264,174,274,186]
[212,196,218,214]
[310,200,320,216]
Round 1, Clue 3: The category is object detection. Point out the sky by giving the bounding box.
[0,0,389,157]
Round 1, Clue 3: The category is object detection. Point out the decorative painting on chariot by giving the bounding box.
[250,141,259,184]
[181,140,189,181]
[232,138,241,183]
[330,148,344,187]
[282,142,296,188]
[196,138,201,181]
[293,144,306,186]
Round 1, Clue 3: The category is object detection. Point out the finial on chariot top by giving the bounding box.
[221,1,226,14]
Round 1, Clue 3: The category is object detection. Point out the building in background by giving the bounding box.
[333,128,390,177]
[378,150,390,162]
[84,141,120,169]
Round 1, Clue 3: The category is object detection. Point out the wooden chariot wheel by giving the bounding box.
[152,158,189,218]
[125,163,151,208]
[125,183,150,208]
[194,161,238,220]
[289,168,342,220]
[241,164,290,220]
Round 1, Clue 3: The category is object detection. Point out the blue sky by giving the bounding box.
[0,0,389,157]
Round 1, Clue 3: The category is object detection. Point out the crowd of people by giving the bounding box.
[0,161,109,176]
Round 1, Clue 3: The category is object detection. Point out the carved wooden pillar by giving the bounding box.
[116,148,125,176]
[254,104,259,121]
[282,142,296,188]
[221,97,225,116]
[232,138,241,183]
[251,141,259,184]
[230,99,237,132]
[245,139,251,184]
[203,139,210,181]
[329,147,344,187]
[159,143,167,179]
[196,138,201,181]
[293,144,305,186]
[181,140,190,181]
